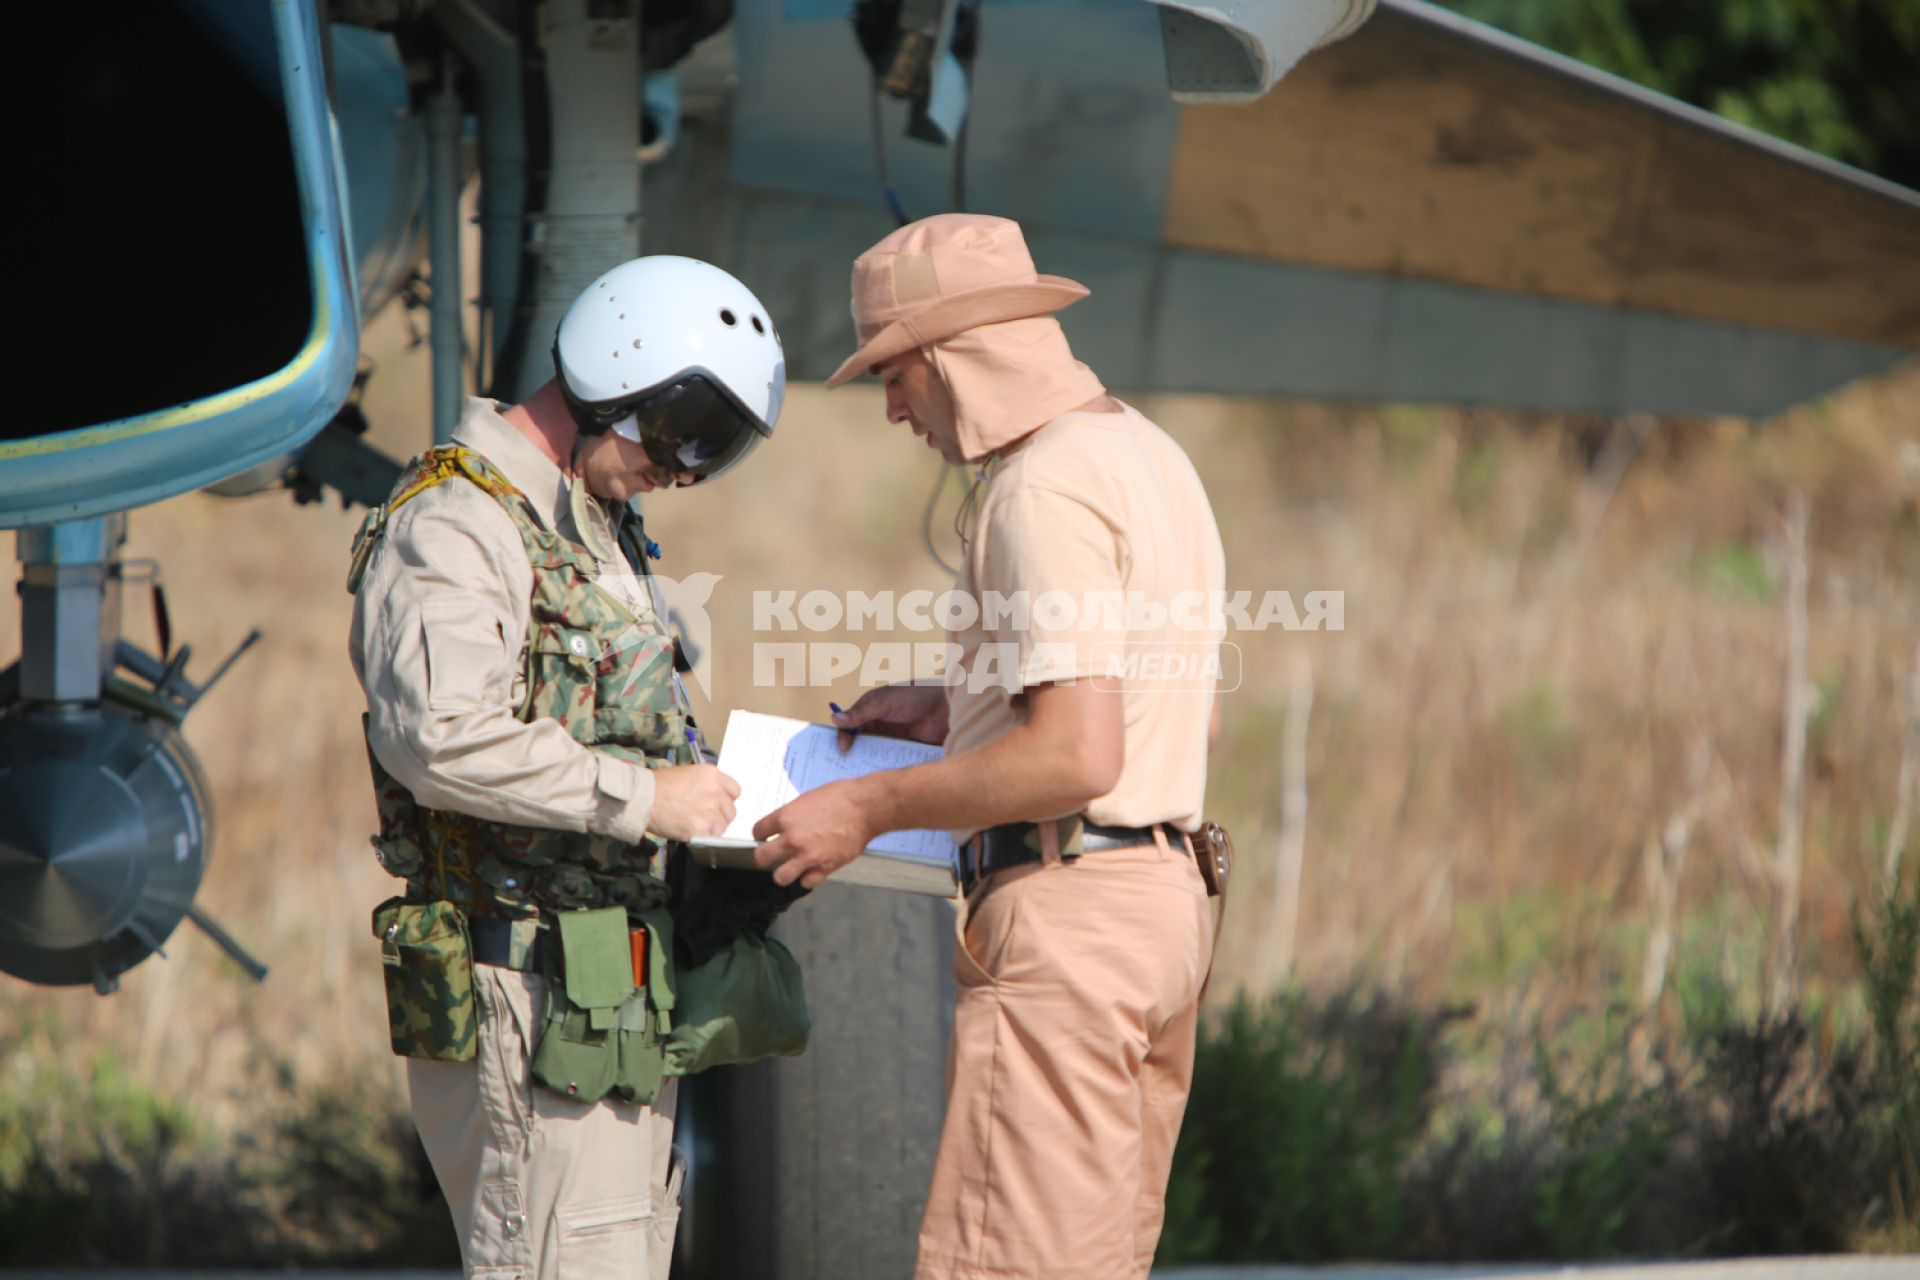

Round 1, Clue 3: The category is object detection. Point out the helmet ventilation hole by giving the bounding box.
[633,339,644,349]
[720,308,737,327]
[751,315,766,334]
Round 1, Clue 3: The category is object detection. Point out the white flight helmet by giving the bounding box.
[552,256,785,484]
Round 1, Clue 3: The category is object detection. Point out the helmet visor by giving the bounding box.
[613,370,773,485]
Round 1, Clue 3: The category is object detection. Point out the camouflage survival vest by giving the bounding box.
[348,446,691,918]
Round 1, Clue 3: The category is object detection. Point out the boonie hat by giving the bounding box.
[823,214,1089,388]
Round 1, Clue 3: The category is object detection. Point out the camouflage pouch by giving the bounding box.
[372,897,477,1062]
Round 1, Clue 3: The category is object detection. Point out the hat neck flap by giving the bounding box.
[929,315,1106,463]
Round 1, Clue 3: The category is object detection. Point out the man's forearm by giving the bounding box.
[374,705,657,843]
[752,681,1122,886]
[851,723,1098,835]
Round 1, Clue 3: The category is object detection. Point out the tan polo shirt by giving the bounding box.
[944,401,1226,837]
[349,397,663,845]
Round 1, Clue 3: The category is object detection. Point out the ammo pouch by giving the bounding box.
[373,897,478,1062]
[663,930,811,1077]
[530,907,676,1106]
[527,907,812,1095]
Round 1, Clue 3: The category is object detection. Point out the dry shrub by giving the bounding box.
[1166,875,1918,1264]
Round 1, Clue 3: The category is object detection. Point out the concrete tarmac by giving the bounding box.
[1165,1261,1918,1279]
[7,1260,1914,1279]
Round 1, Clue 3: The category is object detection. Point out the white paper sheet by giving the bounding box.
[694,710,957,895]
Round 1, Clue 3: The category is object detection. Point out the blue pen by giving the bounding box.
[672,669,707,761]
[830,702,857,735]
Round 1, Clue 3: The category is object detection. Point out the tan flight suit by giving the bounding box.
[918,400,1226,1280]
[349,398,679,1279]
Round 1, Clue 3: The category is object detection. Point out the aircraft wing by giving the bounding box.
[649,0,1919,416]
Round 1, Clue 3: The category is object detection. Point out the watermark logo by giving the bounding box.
[750,588,1341,635]
[593,571,722,700]
[587,579,1334,696]
[745,638,1247,693]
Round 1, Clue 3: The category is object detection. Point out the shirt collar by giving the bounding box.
[449,397,636,565]
[450,396,573,533]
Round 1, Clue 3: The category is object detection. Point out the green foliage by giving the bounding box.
[1500,684,1573,766]
[1691,539,1776,600]
[1852,872,1920,1229]
[1453,440,1503,515]
[1158,988,1446,1264]
[1381,404,1441,480]
[1162,909,1920,1266]
[1854,872,1920,1084]
[1449,891,1575,995]
[1806,669,1848,761]
[1437,0,1920,187]
[1530,1044,1675,1257]
[0,1045,455,1268]
[242,1074,457,1264]
[0,1052,203,1262]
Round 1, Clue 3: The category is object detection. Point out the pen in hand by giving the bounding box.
[830,702,859,752]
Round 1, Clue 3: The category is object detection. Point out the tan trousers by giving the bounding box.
[915,840,1215,1280]
[408,964,681,1280]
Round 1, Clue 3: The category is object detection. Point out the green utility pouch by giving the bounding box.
[664,931,811,1077]
[372,897,478,1062]
[529,907,675,1105]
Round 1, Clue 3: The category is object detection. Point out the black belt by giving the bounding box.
[955,819,1178,897]
[469,915,554,972]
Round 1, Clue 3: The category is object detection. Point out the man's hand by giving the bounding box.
[751,780,874,889]
[832,683,949,751]
[649,764,741,840]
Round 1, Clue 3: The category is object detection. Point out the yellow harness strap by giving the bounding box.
[347,447,523,595]
[389,446,522,514]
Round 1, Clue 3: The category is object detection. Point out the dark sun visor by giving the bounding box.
[565,365,779,485]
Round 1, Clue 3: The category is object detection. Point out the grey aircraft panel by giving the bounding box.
[644,162,1909,415]
[730,0,1177,242]
[1149,253,1911,416]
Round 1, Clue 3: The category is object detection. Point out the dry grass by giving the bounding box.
[1181,373,1920,1031]
[2,294,1915,1152]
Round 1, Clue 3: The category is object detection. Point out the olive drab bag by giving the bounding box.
[528,906,680,1105]
[350,445,808,1084]
[664,930,811,1076]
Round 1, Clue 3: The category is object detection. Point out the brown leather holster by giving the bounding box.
[1189,821,1234,900]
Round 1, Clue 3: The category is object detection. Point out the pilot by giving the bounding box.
[347,256,786,1279]
[751,214,1227,1280]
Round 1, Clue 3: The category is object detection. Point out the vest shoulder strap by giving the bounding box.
[347,446,528,595]
[393,446,522,511]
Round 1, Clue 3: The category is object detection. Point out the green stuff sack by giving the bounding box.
[664,931,811,1077]
[372,898,477,1062]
